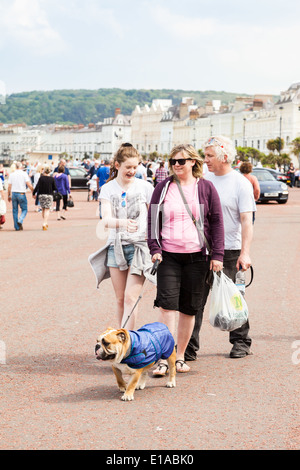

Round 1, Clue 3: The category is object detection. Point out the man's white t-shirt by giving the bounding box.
[135,163,147,180]
[100,178,153,243]
[8,170,30,192]
[205,170,256,250]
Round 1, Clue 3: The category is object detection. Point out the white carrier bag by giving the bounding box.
[209,271,249,332]
[0,198,6,216]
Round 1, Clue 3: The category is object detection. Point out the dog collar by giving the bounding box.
[122,337,132,360]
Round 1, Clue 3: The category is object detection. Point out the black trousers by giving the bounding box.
[55,194,68,211]
[155,251,210,316]
[185,249,252,359]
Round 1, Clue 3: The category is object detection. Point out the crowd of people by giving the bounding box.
[0,156,170,232]
[4,158,73,230]
[1,139,298,375]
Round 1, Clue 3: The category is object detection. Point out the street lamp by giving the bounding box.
[243,118,246,147]
[279,106,283,154]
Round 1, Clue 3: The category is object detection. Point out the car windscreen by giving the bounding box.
[252,171,276,182]
[69,168,87,177]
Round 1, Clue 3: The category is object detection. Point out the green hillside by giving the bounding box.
[0,88,255,126]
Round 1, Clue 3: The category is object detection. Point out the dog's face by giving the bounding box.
[95,327,129,363]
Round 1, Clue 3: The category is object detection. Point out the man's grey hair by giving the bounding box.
[203,135,236,164]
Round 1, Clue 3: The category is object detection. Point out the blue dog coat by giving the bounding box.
[121,322,175,369]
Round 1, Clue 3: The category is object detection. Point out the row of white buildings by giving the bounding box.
[1,82,300,167]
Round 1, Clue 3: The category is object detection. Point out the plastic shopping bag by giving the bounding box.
[209,271,248,331]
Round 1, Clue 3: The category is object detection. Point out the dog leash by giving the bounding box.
[122,260,160,329]
[245,265,254,288]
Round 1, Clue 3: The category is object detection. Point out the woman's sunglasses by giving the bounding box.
[169,158,192,166]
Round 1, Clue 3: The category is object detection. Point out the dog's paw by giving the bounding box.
[136,384,145,390]
[166,380,176,388]
[118,386,126,392]
[121,393,134,401]
[136,383,146,390]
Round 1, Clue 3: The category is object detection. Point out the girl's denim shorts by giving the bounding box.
[107,244,135,268]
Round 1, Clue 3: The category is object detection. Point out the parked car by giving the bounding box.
[251,169,289,204]
[68,167,89,189]
[253,167,291,185]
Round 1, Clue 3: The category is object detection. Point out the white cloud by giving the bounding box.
[148,4,300,93]
[0,1,299,95]
[150,5,218,39]
[88,4,124,39]
[56,0,124,39]
[0,0,66,54]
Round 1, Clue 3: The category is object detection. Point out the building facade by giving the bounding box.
[131,99,172,155]
[0,109,131,165]
[1,83,300,166]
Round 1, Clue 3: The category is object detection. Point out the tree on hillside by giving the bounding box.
[0,89,254,126]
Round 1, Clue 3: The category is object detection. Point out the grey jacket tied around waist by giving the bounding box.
[88,233,156,289]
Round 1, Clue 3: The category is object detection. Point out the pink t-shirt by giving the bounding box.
[161,181,202,253]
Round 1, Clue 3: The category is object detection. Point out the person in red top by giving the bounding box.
[239,162,260,223]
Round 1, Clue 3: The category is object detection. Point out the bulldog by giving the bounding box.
[95,322,176,401]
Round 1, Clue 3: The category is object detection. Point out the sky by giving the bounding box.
[0,0,300,97]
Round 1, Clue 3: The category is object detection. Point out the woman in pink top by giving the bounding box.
[239,162,260,223]
[239,162,260,201]
[148,144,224,375]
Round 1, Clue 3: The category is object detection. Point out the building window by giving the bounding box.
[257,140,260,149]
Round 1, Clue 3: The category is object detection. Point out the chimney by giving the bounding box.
[115,108,121,117]
[205,101,214,114]
[179,102,188,119]
[253,99,263,111]
[189,109,199,120]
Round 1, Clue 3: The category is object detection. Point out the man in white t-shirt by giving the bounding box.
[186,136,256,360]
[7,161,33,230]
[135,161,147,180]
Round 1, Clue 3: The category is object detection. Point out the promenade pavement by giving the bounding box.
[1,187,300,450]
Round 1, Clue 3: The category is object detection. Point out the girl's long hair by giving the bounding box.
[107,143,141,182]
